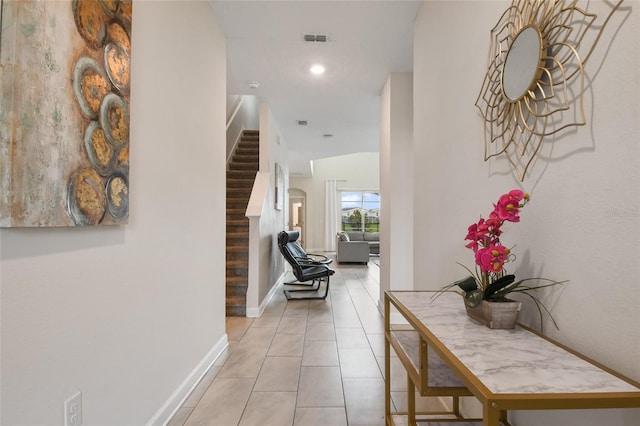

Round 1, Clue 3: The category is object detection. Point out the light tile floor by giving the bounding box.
[168,258,444,426]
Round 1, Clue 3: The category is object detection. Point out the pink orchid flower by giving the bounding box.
[494,190,528,222]
[465,190,529,279]
[476,245,510,273]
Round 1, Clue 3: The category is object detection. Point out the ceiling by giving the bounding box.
[210,1,422,177]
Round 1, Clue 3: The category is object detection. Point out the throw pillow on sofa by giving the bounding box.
[346,232,365,241]
[338,231,350,242]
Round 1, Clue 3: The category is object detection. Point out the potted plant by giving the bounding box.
[437,190,567,330]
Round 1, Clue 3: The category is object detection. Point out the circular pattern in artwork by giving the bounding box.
[100,93,129,150]
[117,146,129,169]
[73,56,110,119]
[104,42,130,92]
[73,0,108,49]
[67,167,107,226]
[84,121,116,176]
[106,171,129,220]
[107,21,131,54]
[98,0,119,17]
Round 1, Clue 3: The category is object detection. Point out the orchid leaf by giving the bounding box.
[484,274,516,300]
[456,275,479,292]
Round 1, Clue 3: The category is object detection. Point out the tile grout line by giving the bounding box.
[239,300,288,426]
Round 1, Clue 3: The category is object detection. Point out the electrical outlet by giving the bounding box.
[64,392,83,426]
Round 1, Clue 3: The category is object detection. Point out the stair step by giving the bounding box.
[236,147,258,154]
[226,264,248,278]
[226,267,248,278]
[236,148,258,156]
[226,293,247,316]
[227,225,249,234]
[226,257,248,265]
[227,200,247,209]
[227,206,247,215]
[226,275,248,284]
[227,179,255,189]
[237,142,258,150]
[227,217,249,224]
[227,234,249,246]
[227,187,251,196]
[227,246,249,260]
[232,154,259,162]
[226,211,246,219]
[226,211,247,218]
[227,190,249,198]
[227,243,249,251]
[226,200,250,208]
[226,202,250,208]
[227,169,257,179]
[229,162,259,171]
[226,218,248,224]
[226,218,246,225]
[226,282,248,297]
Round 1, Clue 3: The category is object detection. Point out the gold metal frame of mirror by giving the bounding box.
[475,0,624,181]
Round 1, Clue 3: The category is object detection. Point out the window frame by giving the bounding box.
[339,190,380,233]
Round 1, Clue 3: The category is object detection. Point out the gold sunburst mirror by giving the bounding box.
[475,0,624,181]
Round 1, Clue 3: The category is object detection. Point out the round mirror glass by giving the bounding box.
[502,26,543,101]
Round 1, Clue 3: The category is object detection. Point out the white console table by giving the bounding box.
[384,291,640,426]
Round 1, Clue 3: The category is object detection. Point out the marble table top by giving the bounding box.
[388,291,640,396]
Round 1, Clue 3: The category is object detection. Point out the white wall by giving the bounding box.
[380,73,414,307]
[258,102,287,304]
[226,95,259,161]
[290,152,380,252]
[0,2,228,424]
[414,1,639,424]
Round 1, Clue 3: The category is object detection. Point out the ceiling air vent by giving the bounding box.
[297,120,308,126]
[303,34,328,42]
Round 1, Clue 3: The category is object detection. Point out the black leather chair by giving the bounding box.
[277,230,335,300]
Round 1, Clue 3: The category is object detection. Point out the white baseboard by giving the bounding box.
[147,334,229,426]
[246,272,285,317]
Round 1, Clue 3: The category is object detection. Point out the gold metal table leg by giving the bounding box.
[484,401,501,426]
[407,374,416,426]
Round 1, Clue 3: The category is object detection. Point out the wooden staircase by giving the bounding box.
[226,130,259,317]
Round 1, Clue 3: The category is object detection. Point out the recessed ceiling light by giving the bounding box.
[248,81,260,89]
[310,64,326,75]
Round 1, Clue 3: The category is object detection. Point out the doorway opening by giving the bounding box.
[289,188,306,247]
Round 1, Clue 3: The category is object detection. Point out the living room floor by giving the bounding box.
[167,257,444,425]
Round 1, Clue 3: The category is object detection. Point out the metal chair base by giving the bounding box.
[284,278,330,300]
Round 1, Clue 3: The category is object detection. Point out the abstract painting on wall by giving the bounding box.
[0,0,131,227]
